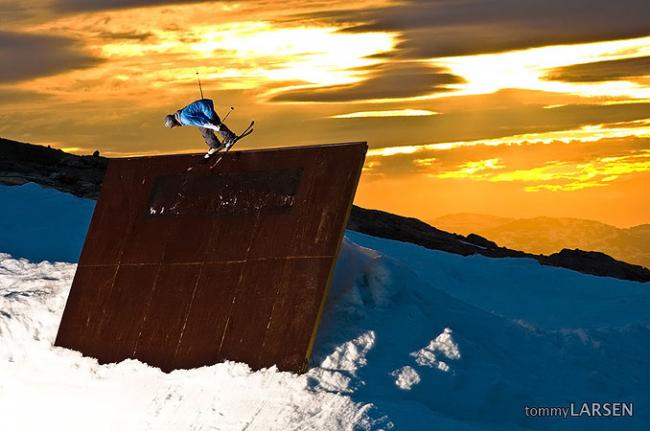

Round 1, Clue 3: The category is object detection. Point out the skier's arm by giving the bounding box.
[198,99,221,130]
[203,122,221,131]
[181,112,214,128]
[180,99,220,128]
[184,113,220,130]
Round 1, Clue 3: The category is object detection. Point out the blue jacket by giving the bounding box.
[175,99,219,128]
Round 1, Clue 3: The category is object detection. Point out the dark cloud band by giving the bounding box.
[545,56,650,83]
[52,0,211,13]
[0,88,52,103]
[301,0,650,58]
[272,62,462,102]
[0,31,101,83]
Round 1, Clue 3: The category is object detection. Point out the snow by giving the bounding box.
[0,183,94,262]
[390,366,420,390]
[410,328,460,371]
[1,183,649,430]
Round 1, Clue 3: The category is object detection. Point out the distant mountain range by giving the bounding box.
[2,136,649,282]
[433,213,650,269]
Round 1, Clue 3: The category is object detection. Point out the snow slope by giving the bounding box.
[0,183,94,262]
[1,184,648,430]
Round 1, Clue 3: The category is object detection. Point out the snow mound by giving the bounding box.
[1,191,649,429]
[0,251,377,430]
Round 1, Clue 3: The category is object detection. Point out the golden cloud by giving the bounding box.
[366,126,650,192]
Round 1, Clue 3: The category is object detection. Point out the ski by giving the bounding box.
[208,120,254,170]
[186,121,255,172]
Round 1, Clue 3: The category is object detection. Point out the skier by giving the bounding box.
[164,99,239,158]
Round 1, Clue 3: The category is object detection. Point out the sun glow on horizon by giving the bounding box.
[365,119,650,192]
[434,150,650,192]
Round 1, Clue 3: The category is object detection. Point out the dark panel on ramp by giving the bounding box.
[55,142,367,373]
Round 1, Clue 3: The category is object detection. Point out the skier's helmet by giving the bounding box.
[164,114,178,128]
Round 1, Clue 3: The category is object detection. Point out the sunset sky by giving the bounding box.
[1,0,649,226]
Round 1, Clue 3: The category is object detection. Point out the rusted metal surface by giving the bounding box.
[55,142,367,373]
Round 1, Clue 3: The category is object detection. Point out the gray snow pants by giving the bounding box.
[199,112,238,150]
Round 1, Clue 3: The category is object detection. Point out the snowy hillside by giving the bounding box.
[0,183,94,262]
[1,184,648,430]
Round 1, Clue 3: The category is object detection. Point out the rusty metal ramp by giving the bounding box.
[55,142,367,373]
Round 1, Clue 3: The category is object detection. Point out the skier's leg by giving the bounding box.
[199,127,223,157]
[217,123,238,149]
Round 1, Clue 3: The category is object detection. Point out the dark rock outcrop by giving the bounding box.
[1,136,648,282]
[540,249,650,283]
[0,138,107,199]
[349,207,649,282]
[348,206,530,259]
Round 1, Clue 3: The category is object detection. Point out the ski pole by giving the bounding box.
[223,106,234,122]
[196,71,204,99]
